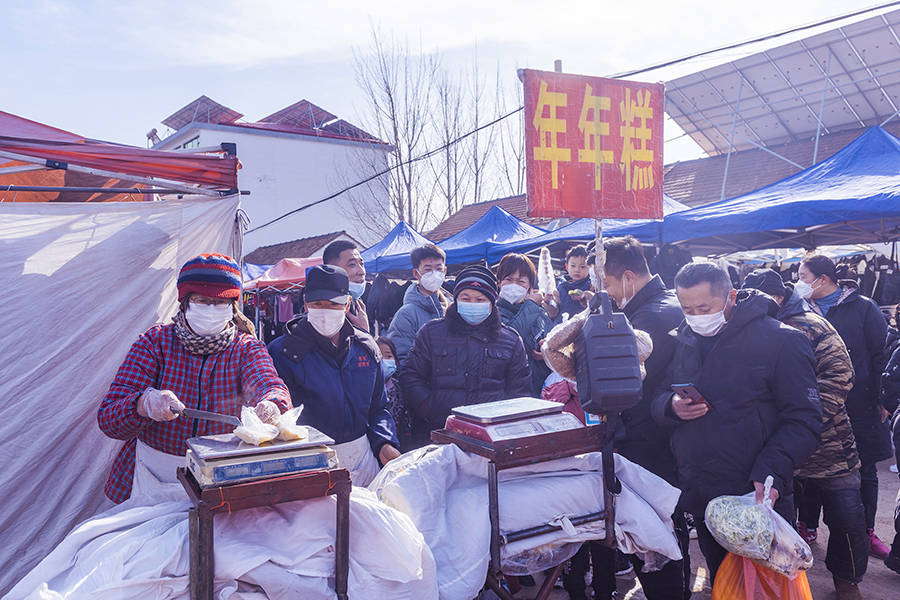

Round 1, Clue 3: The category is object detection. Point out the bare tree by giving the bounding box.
[346,24,440,232]
[464,49,501,206]
[430,67,468,220]
[495,67,527,198]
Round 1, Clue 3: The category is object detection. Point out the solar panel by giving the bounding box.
[665,8,900,156]
[259,100,337,131]
[161,96,243,132]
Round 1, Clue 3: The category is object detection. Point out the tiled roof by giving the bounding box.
[665,121,900,207]
[424,122,900,241]
[426,195,555,242]
[244,231,359,264]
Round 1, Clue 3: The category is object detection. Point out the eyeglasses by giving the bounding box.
[189,297,233,307]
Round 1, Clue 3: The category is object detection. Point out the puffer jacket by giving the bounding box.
[777,291,859,479]
[617,275,685,485]
[387,283,451,363]
[651,289,822,517]
[400,304,532,448]
[497,298,552,396]
[811,280,891,462]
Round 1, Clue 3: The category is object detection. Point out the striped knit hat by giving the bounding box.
[177,253,242,302]
[452,265,499,303]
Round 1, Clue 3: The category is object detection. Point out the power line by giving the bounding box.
[247,1,900,235]
[609,0,900,79]
[245,106,523,234]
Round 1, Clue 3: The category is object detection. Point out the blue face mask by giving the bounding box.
[457,300,492,325]
[381,358,397,379]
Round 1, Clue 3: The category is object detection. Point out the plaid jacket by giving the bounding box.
[98,324,291,503]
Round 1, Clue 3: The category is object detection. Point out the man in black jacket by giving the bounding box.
[581,236,689,600]
[652,263,822,582]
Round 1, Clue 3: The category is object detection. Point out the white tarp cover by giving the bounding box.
[0,197,240,595]
[369,443,683,600]
[5,487,438,600]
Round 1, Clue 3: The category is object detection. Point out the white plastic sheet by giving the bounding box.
[0,197,240,595]
[369,444,683,600]
[6,487,438,600]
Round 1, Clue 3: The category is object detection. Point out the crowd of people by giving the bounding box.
[96,237,900,600]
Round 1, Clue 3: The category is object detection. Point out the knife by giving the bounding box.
[172,407,242,427]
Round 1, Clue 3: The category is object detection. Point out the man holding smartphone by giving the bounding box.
[651,263,822,586]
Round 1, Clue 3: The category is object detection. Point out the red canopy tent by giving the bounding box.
[0,110,240,202]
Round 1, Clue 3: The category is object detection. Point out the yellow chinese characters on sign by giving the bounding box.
[524,69,664,220]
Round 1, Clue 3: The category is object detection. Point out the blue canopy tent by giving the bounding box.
[662,127,900,255]
[360,221,433,273]
[438,206,547,266]
[483,195,691,262]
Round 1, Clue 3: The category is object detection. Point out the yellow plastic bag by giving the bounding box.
[711,553,813,600]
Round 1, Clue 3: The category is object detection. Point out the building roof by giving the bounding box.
[665,8,900,156]
[665,120,900,207]
[426,195,555,242]
[161,97,380,145]
[244,231,360,264]
[428,120,900,240]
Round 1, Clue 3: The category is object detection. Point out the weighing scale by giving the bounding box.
[432,397,620,600]
[445,397,583,442]
[186,427,336,488]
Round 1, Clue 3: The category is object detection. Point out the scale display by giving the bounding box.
[445,411,584,443]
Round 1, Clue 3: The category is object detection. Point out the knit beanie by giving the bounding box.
[452,265,499,303]
[177,253,242,301]
[741,268,787,298]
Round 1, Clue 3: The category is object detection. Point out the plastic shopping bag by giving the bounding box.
[711,552,813,600]
[705,476,813,578]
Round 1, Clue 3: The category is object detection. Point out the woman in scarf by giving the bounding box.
[97,253,291,503]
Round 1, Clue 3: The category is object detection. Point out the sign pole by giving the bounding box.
[594,219,605,291]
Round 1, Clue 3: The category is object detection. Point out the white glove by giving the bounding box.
[254,400,281,425]
[137,388,185,422]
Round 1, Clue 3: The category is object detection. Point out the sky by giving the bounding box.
[2,0,898,165]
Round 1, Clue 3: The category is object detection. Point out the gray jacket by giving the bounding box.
[388,284,450,363]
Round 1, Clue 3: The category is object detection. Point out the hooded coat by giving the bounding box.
[651,289,822,517]
[810,280,892,463]
[400,303,531,448]
[387,283,451,363]
[776,291,859,479]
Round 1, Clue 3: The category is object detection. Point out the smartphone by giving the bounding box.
[672,383,713,410]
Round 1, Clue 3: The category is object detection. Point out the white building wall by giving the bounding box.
[156,124,389,253]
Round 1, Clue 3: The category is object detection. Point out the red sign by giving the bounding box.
[524,69,664,219]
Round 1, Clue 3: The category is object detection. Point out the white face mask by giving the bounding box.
[186,302,233,336]
[348,281,366,300]
[419,270,445,293]
[618,275,636,309]
[684,309,727,337]
[499,283,529,304]
[794,278,822,300]
[307,308,346,337]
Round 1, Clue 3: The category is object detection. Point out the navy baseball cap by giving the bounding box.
[304,264,350,303]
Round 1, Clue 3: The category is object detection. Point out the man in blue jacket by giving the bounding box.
[268,264,400,486]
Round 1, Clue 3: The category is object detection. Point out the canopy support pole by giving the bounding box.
[812,52,833,166]
[0,148,223,197]
[720,77,744,201]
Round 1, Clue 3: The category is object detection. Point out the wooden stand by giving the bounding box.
[431,424,618,600]
[177,467,351,600]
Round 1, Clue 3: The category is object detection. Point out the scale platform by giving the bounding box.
[186,427,337,488]
[445,397,583,443]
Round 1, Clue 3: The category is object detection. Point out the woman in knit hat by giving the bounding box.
[399,265,532,449]
[97,253,291,503]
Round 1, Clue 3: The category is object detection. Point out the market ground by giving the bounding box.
[536,459,900,600]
